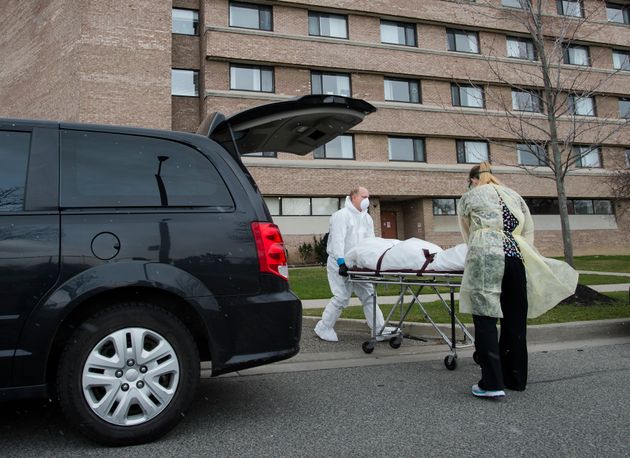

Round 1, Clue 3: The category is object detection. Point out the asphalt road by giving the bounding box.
[1,338,629,457]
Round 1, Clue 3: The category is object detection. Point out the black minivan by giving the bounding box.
[0,95,375,445]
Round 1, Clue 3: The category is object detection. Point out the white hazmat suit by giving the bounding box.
[314,196,386,342]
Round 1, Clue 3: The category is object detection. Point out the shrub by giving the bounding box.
[298,241,314,264]
[313,234,328,265]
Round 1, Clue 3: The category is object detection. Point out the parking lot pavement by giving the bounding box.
[2,342,629,457]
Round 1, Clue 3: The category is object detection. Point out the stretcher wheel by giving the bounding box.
[389,336,402,349]
[362,341,375,354]
[444,355,457,370]
[473,351,480,365]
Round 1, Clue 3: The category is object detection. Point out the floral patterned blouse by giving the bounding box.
[500,197,523,260]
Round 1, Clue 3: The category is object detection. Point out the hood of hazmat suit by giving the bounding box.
[457,184,578,319]
[326,196,375,262]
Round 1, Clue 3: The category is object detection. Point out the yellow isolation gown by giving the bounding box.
[457,184,578,319]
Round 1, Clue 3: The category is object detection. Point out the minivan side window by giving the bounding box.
[60,131,234,208]
[0,131,30,212]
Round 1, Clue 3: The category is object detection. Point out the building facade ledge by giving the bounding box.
[204,25,629,81]
[241,157,615,177]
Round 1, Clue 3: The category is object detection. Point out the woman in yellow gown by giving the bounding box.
[458,162,577,398]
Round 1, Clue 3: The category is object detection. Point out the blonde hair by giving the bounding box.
[469,161,501,186]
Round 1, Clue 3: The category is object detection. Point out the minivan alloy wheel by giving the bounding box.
[82,327,180,426]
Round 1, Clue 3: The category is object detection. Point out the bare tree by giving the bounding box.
[610,156,630,217]
[444,0,630,266]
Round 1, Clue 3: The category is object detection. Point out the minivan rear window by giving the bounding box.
[60,131,234,208]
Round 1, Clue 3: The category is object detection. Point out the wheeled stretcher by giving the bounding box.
[347,267,474,370]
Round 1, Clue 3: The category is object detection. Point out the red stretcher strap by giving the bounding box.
[417,249,436,275]
[375,246,395,276]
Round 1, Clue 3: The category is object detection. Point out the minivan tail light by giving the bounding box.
[251,222,289,280]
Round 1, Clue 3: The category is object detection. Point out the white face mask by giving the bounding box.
[360,198,370,211]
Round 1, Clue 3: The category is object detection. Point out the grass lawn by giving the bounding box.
[289,256,630,300]
[570,255,630,273]
[301,292,630,325]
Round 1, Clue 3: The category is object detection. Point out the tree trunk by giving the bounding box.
[555,172,574,267]
[538,38,575,267]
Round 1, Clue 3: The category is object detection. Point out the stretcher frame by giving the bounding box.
[347,269,474,370]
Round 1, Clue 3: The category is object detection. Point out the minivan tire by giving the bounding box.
[56,302,200,446]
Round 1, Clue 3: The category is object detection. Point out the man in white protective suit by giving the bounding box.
[314,186,388,342]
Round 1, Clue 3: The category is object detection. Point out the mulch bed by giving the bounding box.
[559,283,617,306]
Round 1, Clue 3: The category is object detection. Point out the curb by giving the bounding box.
[302,316,630,343]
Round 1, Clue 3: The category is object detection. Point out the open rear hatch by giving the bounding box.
[198,94,376,156]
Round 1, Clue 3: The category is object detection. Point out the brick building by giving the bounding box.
[1,0,629,261]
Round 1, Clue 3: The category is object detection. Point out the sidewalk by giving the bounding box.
[224,317,630,376]
[301,282,630,309]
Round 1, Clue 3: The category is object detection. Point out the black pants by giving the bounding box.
[473,256,528,391]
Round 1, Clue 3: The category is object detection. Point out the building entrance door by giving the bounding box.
[381,211,397,239]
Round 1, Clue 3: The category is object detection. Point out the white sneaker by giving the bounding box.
[472,384,505,398]
[314,320,338,342]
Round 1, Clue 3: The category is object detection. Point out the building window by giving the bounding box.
[456,140,489,163]
[230,65,274,92]
[517,143,547,166]
[311,72,351,97]
[308,11,348,38]
[571,199,595,214]
[280,197,310,215]
[525,198,613,215]
[388,137,426,162]
[312,197,340,215]
[568,94,596,116]
[433,198,459,216]
[573,145,601,168]
[264,196,280,215]
[380,20,417,46]
[620,98,630,118]
[506,36,537,60]
[446,29,480,54]
[525,198,559,215]
[451,84,484,108]
[171,69,199,96]
[313,135,354,159]
[502,0,531,8]
[242,151,277,158]
[556,0,583,17]
[607,3,630,24]
[229,1,272,31]
[613,49,630,70]
[172,9,199,35]
[512,89,543,112]
[593,200,613,214]
[384,78,420,103]
[264,196,342,216]
[563,44,590,66]
[0,131,30,212]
